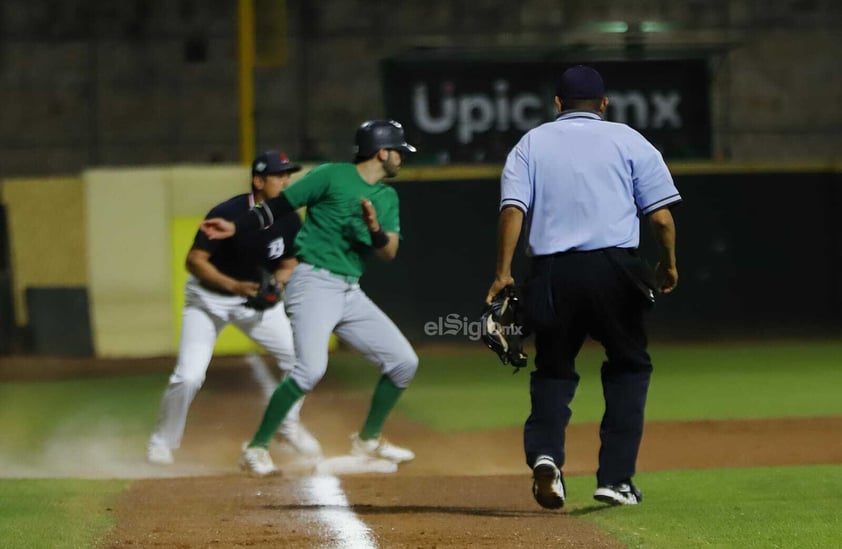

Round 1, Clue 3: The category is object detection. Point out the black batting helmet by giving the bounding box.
[353,120,417,158]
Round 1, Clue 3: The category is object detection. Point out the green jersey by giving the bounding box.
[282,163,401,277]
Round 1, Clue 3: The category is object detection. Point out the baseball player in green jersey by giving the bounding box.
[201,120,419,475]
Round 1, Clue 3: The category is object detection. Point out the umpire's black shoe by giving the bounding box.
[532,456,565,509]
[594,481,643,505]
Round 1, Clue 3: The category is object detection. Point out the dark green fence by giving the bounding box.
[362,170,842,342]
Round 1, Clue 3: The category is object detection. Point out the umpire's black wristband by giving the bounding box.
[370,227,389,249]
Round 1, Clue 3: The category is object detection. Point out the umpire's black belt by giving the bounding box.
[535,246,637,258]
[531,246,637,265]
[532,247,655,304]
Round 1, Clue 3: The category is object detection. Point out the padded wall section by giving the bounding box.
[26,287,94,356]
[1,177,87,326]
[85,168,172,357]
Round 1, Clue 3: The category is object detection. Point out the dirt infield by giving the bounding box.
[3,356,840,547]
[102,363,841,548]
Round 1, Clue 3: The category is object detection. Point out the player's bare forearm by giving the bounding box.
[200,218,236,240]
[648,207,678,293]
[486,206,524,303]
[186,248,258,296]
[495,206,523,277]
[274,257,298,285]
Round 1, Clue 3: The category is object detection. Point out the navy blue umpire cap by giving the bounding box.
[556,65,605,100]
[252,150,301,176]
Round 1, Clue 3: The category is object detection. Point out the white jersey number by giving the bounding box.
[267,237,285,259]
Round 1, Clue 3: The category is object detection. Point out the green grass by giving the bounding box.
[0,374,166,457]
[565,465,842,549]
[0,343,840,549]
[0,478,128,549]
[325,347,534,430]
[326,341,842,431]
[645,342,842,421]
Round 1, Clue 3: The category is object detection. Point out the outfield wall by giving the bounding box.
[84,166,252,356]
[366,164,842,341]
[0,165,288,357]
[1,162,840,357]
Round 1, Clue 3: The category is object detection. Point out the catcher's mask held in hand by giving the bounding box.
[481,285,528,370]
[244,269,282,311]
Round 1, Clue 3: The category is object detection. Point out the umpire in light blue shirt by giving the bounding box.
[486,65,681,510]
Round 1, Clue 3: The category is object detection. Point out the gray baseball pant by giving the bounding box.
[283,263,418,392]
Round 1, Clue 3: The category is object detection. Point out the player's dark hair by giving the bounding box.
[353,153,376,164]
[250,174,265,195]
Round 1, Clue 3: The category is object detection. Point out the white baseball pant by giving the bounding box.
[149,275,298,450]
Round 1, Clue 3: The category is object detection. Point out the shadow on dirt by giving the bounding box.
[266,502,554,518]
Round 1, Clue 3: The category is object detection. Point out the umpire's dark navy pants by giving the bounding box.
[521,248,653,486]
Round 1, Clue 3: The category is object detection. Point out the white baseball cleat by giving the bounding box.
[239,443,278,476]
[350,433,415,463]
[532,455,565,509]
[277,422,323,457]
[146,444,174,465]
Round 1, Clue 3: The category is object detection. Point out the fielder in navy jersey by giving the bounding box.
[147,151,321,465]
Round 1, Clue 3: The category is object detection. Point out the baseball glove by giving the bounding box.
[244,270,282,311]
[481,285,528,370]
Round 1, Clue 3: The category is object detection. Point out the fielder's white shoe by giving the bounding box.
[239,443,278,476]
[350,433,415,463]
[277,422,323,457]
[146,444,174,465]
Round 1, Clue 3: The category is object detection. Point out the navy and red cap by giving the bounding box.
[252,150,301,176]
[555,65,605,101]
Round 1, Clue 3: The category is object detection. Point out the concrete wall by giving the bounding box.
[1,164,312,357]
[83,165,253,356]
[84,168,168,356]
[2,160,840,356]
[0,164,319,357]
[364,166,842,342]
[0,0,839,177]
[0,177,88,325]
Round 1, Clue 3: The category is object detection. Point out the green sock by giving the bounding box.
[359,375,404,440]
[249,377,306,448]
